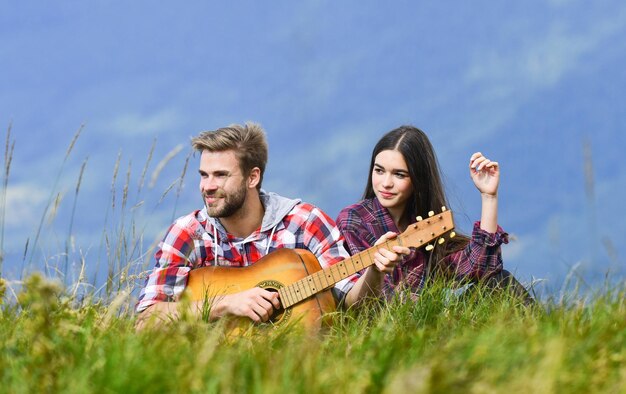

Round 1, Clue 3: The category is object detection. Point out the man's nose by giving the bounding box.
[201,176,219,192]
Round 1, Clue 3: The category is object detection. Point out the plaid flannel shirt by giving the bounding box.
[336,198,508,297]
[137,196,352,313]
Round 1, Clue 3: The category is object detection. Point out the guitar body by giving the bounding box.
[185,248,337,333]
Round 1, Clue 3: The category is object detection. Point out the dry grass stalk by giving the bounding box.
[149,144,183,188]
[1,123,15,270]
[138,138,156,194]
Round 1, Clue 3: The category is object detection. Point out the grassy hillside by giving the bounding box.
[1,274,624,393]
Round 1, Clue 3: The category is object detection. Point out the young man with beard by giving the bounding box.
[135,123,405,329]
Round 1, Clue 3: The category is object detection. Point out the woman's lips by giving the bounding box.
[378,191,395,199]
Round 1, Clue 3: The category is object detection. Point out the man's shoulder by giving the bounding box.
[170,209,208,233]
[287,201,333,221]
[276,201,341,235]
[288,201,315,213]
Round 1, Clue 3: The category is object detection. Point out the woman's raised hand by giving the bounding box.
[469,152,499,196]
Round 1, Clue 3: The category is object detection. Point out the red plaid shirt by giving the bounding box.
[137,196,351,312]
[336,198,508,297]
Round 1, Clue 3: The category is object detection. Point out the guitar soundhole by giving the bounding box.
[266,288,285,324]
[256,280,291,327]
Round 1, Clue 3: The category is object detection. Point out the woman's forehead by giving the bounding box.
[374,150,408,171]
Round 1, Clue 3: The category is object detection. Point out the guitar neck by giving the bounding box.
[278,209,454,308]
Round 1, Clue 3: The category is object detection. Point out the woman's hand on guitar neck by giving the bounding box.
[215,287,281,323]
[371,231,411,274]
[343,232,410,308]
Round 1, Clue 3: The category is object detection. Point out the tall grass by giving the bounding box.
[0,274,624,393]
[25,125,84,276]
[0,123,15,273]
[0,124,188,305]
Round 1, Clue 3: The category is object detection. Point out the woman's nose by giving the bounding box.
[382,174,393,187]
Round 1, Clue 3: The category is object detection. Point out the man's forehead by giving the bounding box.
[199,150,241,171]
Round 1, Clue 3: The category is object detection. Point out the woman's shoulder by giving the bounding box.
[337,198,379,225]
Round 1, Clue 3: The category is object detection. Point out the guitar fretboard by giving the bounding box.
[278,210,453,308]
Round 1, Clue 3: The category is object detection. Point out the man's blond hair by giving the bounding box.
[191,122,268,189]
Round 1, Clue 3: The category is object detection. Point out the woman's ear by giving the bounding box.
[248,167,261,189]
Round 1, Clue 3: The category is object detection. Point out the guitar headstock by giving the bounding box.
[399,207,455,250]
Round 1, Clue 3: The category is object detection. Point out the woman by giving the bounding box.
[338,125,529,307]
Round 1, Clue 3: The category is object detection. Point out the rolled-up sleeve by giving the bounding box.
[441,221,509,280]
[136,222,195,313]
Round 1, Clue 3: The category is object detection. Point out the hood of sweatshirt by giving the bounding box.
[258,191,301,232]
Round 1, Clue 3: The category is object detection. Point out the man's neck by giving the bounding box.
[220,190,265,238]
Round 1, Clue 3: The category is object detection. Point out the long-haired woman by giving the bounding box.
[338,125,530,306]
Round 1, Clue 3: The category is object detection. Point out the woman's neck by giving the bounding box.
[387,205,408,232]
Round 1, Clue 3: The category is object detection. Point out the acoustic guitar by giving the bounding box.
[185,208,454,332]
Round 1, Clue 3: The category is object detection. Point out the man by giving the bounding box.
[136,122,380,329]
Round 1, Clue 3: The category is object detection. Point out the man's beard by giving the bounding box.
[204,182,247,218]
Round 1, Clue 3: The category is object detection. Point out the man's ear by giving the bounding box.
[248,167,261,189]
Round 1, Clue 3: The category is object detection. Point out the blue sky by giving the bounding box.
[2,1,625,295]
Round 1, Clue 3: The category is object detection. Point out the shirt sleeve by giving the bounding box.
[299,206,354,297]
[334,208,376,287]
[135,222,196,313]
[336,210,375,254]
[439,221,508,281]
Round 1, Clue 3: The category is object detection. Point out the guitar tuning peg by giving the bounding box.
[450,231,456,238]
[425,244,434,251]
[438,238,445,245]
[441,206,447,212]
[428,211,434,217]
[416,216,423,222]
